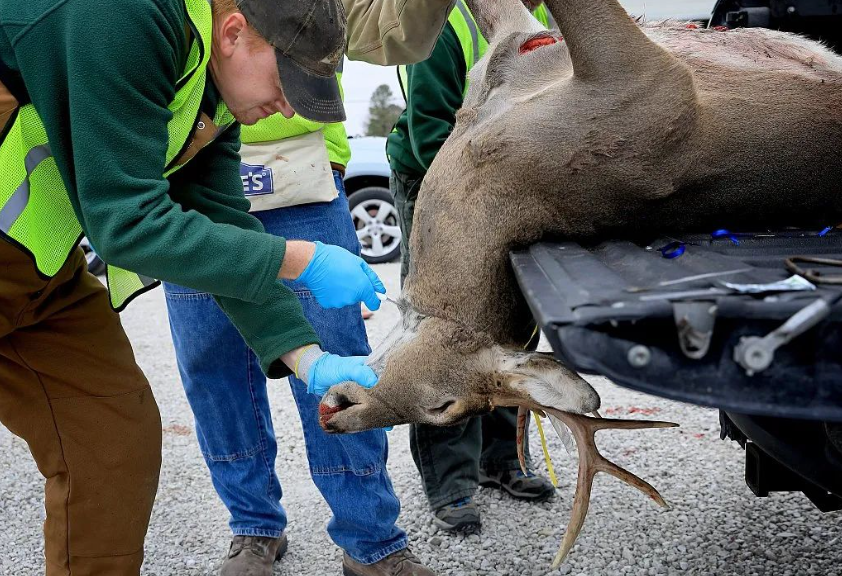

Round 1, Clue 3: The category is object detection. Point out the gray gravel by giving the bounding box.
[1,262,839,575]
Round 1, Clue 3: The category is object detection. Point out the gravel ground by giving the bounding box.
[1,262,839,576]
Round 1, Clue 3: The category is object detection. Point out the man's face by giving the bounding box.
[210,12,296,125]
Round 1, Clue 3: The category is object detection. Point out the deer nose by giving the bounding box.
[319,388,359,424]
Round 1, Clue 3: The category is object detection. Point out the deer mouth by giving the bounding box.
[318,402,345,425]
[318,392,359,430]
[318,383,400,433]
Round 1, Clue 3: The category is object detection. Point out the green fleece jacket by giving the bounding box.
[0,0,318,377]
[386,23,465,177]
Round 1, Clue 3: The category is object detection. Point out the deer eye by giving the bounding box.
[426,399,456,414]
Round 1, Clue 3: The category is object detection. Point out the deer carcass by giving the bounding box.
[320,0,842,564]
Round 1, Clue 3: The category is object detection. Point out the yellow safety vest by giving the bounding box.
[532,3,556,29]
[241,63,351,167]
[0,0,234,310]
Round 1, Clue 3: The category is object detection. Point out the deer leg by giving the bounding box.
[542,0,679,81]
[541,409,677,567]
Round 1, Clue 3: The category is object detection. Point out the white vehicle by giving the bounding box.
[345,136,402,264]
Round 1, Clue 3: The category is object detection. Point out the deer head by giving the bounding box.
[319,303,600,431]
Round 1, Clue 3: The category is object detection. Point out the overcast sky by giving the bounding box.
[341,0,717,135]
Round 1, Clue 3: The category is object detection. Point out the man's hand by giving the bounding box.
[306,353,378,396]
[283,345,378,396]
[290,241,386,310]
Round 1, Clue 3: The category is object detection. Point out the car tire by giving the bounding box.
[348,186,402,264]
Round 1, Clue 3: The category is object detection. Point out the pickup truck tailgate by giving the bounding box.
[510,232,842,421]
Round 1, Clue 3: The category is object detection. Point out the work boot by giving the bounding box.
[220,534,288,576]
[432,497,481,533]
[479,468,556,502]
[343,548,437,576]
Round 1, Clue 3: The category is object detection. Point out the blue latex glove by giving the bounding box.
[297,241,386,310]
[306,353,379,397]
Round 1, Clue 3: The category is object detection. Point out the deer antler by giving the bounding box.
[516,406,530,475]
[536,409,676,567]
[515,407,602,476]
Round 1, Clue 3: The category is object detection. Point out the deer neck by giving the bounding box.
[403,186,540,346]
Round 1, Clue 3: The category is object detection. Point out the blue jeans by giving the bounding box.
[163,172,406,564]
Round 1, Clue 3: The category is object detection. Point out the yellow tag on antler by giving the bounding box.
[532,411,559,488]
[523,325,559,488]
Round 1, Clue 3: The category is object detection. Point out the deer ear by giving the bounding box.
[495,350,600,413]
[462,0,544,44]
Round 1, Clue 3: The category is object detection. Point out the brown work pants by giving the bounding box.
[0,240,162,575]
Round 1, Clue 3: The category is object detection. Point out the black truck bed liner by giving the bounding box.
[510,231,842,422]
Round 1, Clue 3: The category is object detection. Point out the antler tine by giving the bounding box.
[540,409,678,568]
[516,406,529,475]
[569,414,678,433]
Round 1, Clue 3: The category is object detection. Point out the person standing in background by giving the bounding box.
[387,0,557,535]
[164,57,436,576]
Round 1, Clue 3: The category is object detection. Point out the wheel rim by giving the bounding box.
[351,198,402,259]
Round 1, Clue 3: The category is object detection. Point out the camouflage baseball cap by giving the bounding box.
[237,0,347,122]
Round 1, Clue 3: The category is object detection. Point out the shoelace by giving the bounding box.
[230,536,269,558]
[450,497,472,508]
[392,549,421,575]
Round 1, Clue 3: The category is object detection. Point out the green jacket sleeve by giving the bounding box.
[8,0,284,305]
[167,125,320,378]
[404,23,466,171]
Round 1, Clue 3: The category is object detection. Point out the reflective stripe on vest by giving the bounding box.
[452,0,485,71]
[0,143,50,232]
[0,0,233,311]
